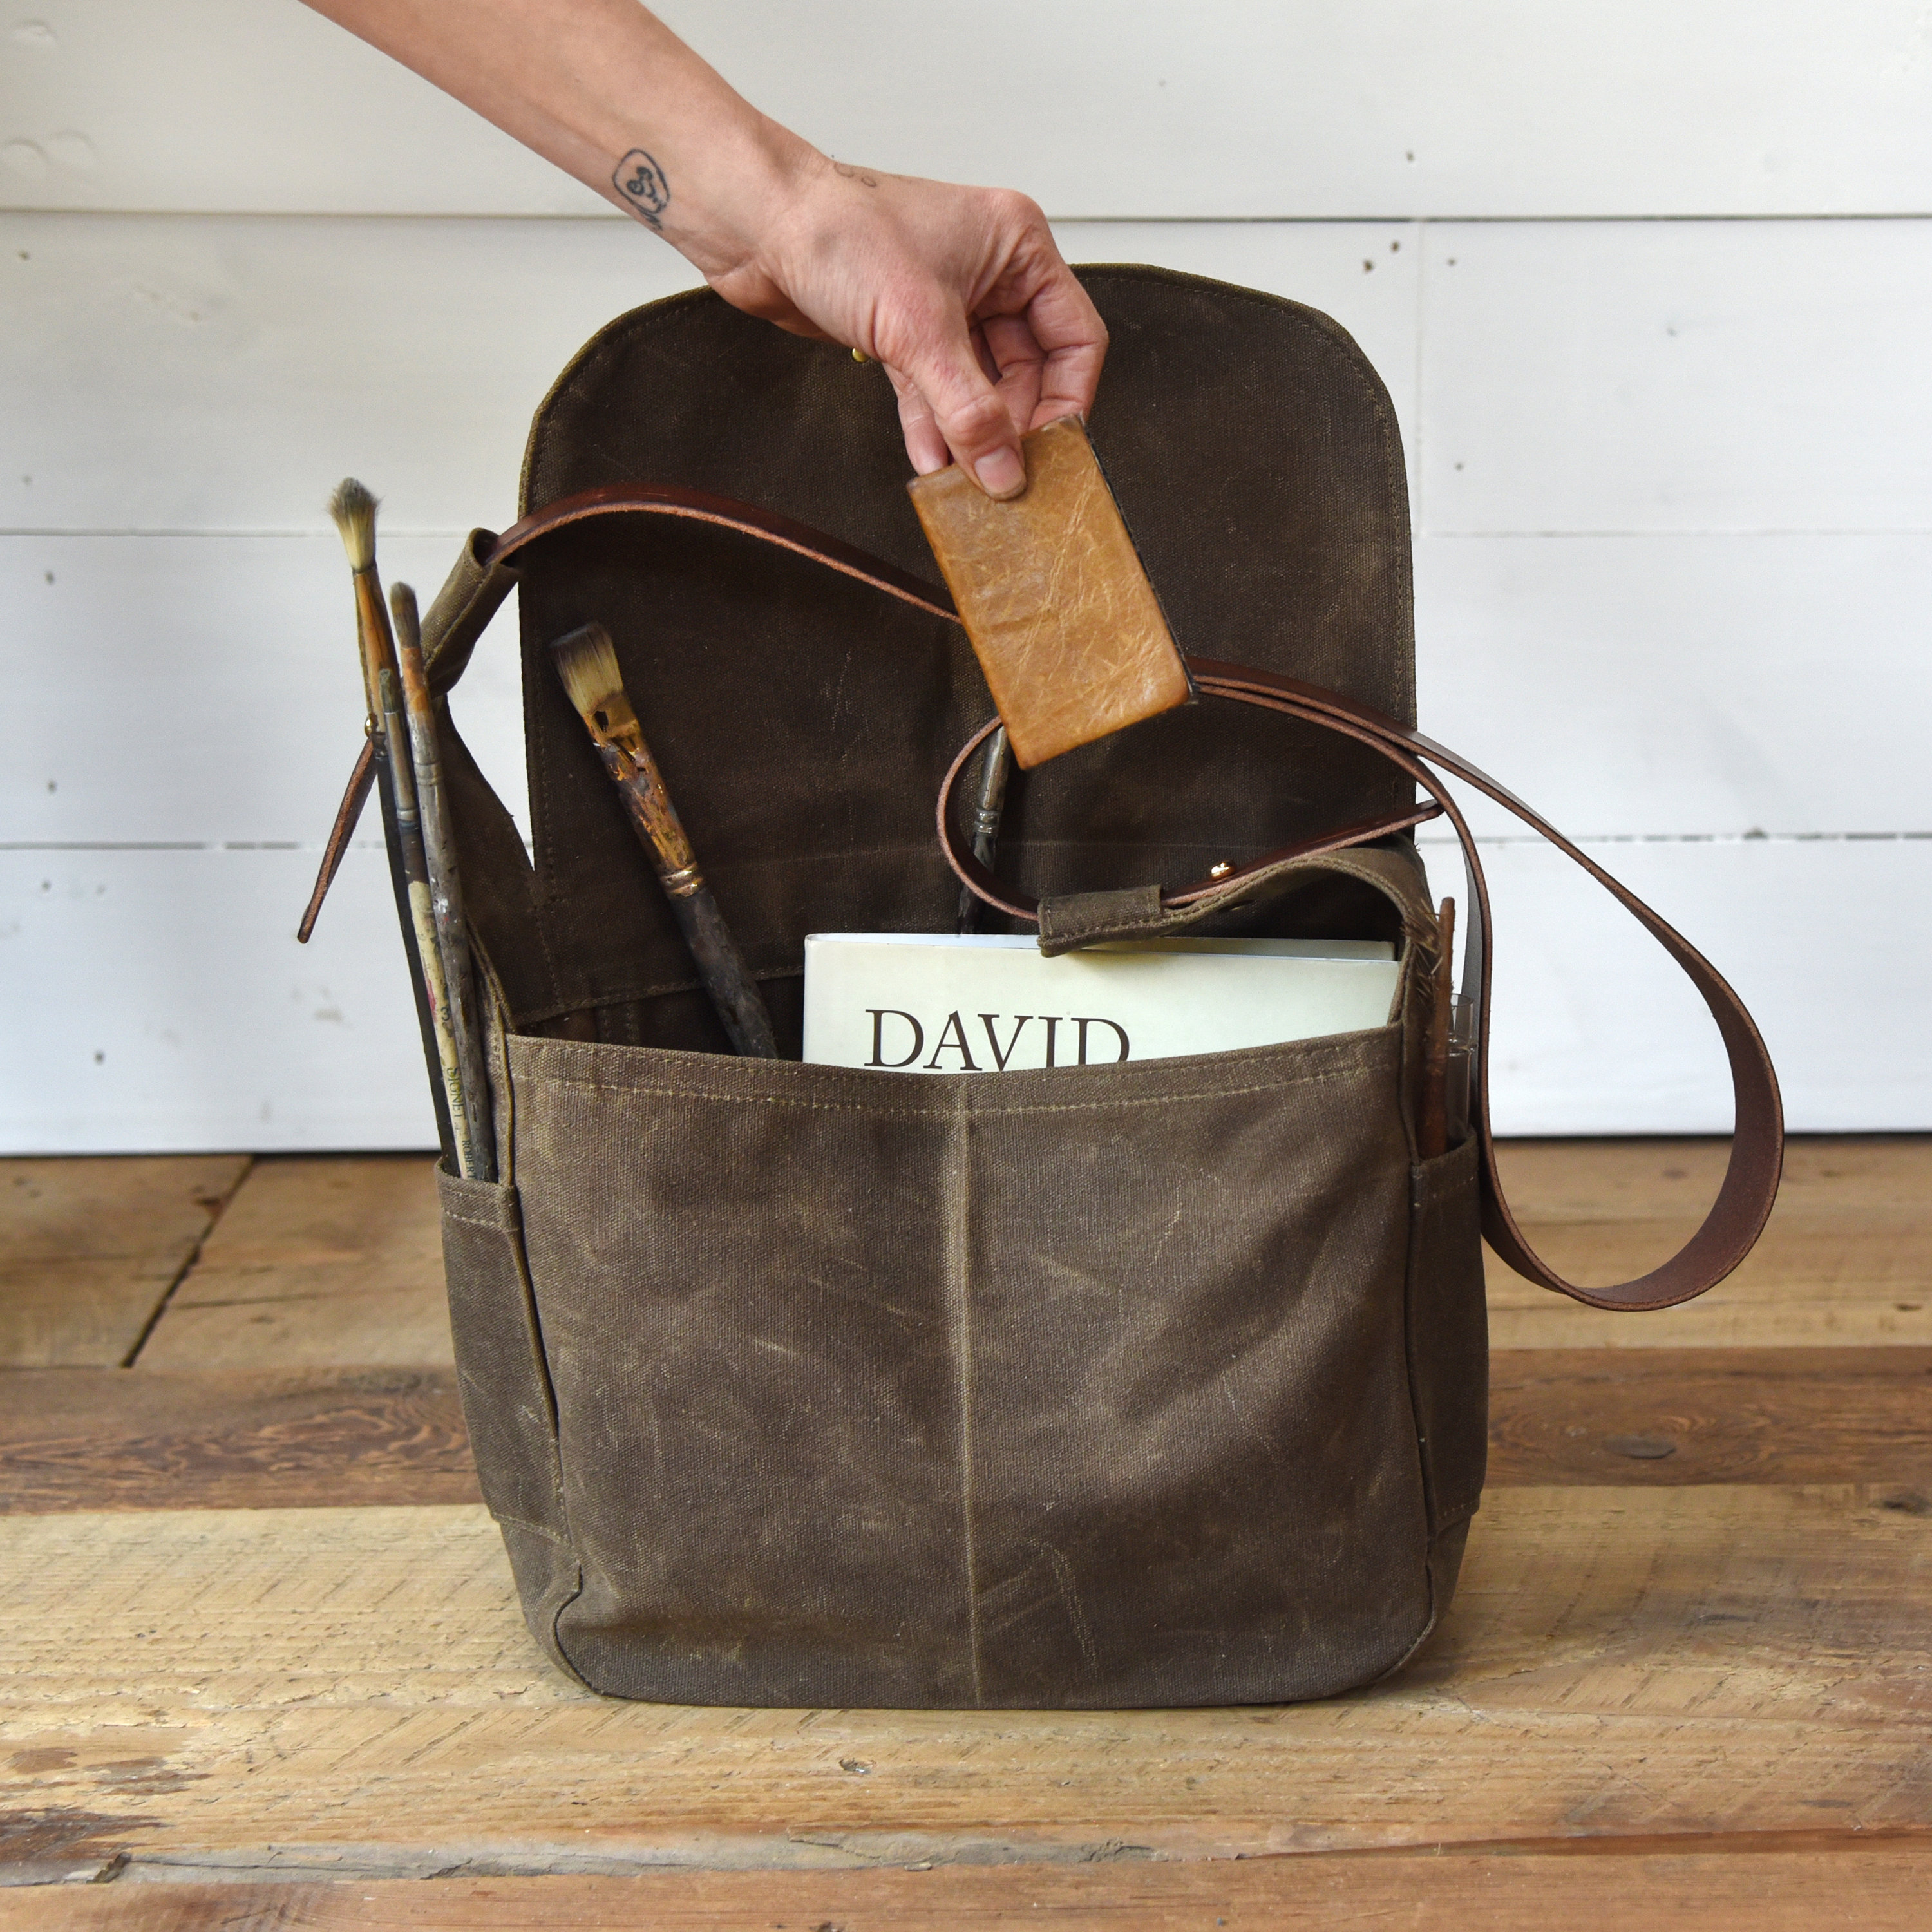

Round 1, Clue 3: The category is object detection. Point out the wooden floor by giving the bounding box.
[1,1142,1927,1929]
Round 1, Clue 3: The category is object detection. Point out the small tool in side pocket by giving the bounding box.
[909,414,1192,768]
[325,478,462,1171]
[955,723,1010,933]
[551,623,778,1058]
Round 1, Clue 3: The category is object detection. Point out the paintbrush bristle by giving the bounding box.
[551,623,629,726]
[390,581,421,652]
[328,478,378,571]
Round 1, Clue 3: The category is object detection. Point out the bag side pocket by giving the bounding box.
[438,1167,589,1687]
[1406,1134,1489,1539]
[437,1167,569,1542]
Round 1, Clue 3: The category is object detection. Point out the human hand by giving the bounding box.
[701,155,1108,500]
[297,3,1098,493]
[297,4,1097,496]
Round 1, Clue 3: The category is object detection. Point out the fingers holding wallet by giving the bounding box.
[736,166,1107,500]
[873,196,1108,498]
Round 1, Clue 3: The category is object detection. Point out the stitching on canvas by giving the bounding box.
[516,1057,1385,1121]
[441,1206,512,1233]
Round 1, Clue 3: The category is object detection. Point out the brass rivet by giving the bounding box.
[851,347,871,365]
[1209,862,1232,880]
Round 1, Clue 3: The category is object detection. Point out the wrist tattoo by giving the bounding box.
[832,160,880,188]
[613,149,670,229]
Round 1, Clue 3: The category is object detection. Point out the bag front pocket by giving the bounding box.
[504,1025,1431,1709]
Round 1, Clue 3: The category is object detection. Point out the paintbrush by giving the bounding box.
[393,582,494,1182]
[550,623,778,1059]
[327,478,459,1170]
[382,664,480,1179]
[956,723,1010,933]
[297,734,374,945]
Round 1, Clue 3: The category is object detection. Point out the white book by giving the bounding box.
[802,933,1402,1073]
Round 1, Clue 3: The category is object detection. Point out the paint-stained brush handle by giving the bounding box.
[393,582,494,1182]
[549,623,777,1059]
[370,719,458,1168]
[584,734,779,1059]
[298,734,374,943]
[328,478,457,1168]
[382,667,475,1175]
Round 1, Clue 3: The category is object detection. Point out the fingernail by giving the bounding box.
[974,448,1026,499]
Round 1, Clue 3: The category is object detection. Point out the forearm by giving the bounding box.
[301,0,812,278]
[302,0,1106,493]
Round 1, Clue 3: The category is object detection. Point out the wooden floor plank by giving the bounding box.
[0,1262,182,1376]
[0,1157,249,1368]
[0,1369,479,1513]
[135,1157,450,1370]
[0,1157,251,1264]
[64,1139,1927,1370]
[2,1852,1930,1931]
[1,1489,1924,1875]
[1492,1206,1932,1345]
[1490,1135,1930,1220]
[1486,1252,1929,1348]
[3,1350,1926,1515]
[1486,1137,1932,1348]
[1485,1346,1932,1487]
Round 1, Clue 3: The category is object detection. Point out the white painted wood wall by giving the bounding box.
[4,0,1929,1150]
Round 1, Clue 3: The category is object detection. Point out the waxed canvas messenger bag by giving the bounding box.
[360,269,1781,1708]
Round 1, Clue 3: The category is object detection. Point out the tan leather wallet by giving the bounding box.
[908,415,1192,767]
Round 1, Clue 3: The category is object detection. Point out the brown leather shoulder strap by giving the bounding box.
[488,484,959,623]
[310,481,1781,1312]
[305,486,961,932]
[1184,658,1784,1310]
[942,659,1784,1312]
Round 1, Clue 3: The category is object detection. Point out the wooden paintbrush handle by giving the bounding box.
[298,733,374,944]
[669,889,779,1059]
[353,569,397,714]
[590,739,776,1058]
[383,670,476,1177]
[395,591,495,1183]
[370,730,457,1169]
[597,738,697,880]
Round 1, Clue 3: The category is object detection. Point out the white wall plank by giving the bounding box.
[0,214,703,540]
[0,213,1418,537]
[1052,220,1419,496]
[6,0,1924,1151]
[1419,220,1932,535]
[6,3,1931,220]
[1414,534,1932,839]
[0,847,438,1153]
[0,536,530,849]
[1414,835,1931,1136]
[1,0,605,219]
[3,838,1922,1153]
[10,528,1922,855]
